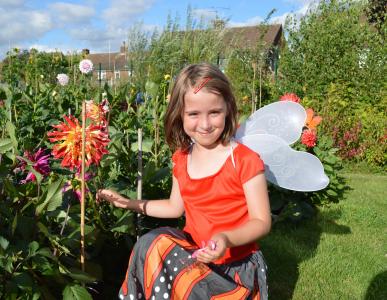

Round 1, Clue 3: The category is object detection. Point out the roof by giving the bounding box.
[87,52,128,71]
[222,24,283,50]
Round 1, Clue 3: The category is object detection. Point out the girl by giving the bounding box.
[97,63,271,300]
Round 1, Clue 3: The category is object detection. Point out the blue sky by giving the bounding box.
[0,0,315,58]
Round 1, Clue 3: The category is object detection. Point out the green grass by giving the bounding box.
[261,172,387,300]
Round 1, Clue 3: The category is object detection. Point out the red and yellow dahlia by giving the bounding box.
[48,115,109,170]
[86,99,109,126]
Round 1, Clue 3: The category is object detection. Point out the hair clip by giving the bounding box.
[193,77,212,94]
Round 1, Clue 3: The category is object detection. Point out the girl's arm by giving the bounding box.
[196,172,271,263]
[221,172,271,246]
[96,175,185,219]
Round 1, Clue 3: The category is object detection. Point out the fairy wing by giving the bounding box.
[235,101,306,145]
[238,134,329,191]
[235,101,329,192]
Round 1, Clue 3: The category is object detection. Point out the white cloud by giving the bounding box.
[282,0,316,5]
[191,9,218,21]
[228,15,264,27]
[49,2,96,24]
[228,0,317,28]
[67,25,128,53]
[0,8,52,44]
[102,0,155,27]
[29,44,63,53]
[0,0,24,7]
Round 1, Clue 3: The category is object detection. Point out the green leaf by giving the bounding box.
[326,189,338,197]
[6,121,18,150]
[145,81,159,100]
[0,138,13,153]
[66,268,97,283]
[26,165,43,185]
[63,284,92,300]
[131,138,153,153]
[0,236,9,250]
[28,241,39,257]
[14,272,34,290]
[11,213,17,235]
[37,222,50,238]
[36,179,64,215]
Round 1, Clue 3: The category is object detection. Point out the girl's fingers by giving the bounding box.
[196,249,218,263]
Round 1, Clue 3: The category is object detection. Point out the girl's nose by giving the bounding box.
[199,116,211,130]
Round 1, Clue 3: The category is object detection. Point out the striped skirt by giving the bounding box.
[119,227,268,300]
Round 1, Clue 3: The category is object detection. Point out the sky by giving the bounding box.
[0,0,316,58]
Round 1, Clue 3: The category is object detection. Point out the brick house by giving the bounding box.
[86,42,130,85]
[86,24,283,84]
[220,24,284,74]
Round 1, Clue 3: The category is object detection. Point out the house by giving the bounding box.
[86,24,283,84]
[219,24,284,74]
[86,42,130,85]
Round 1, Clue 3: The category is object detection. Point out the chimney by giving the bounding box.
[120,41,127,53]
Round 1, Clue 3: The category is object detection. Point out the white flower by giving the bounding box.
[101,98,109,113]
[79,59,93,74]
[56,73,69,86]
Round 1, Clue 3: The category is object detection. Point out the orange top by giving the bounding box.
[172,143,265,264]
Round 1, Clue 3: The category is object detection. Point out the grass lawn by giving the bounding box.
[261,172,387,300]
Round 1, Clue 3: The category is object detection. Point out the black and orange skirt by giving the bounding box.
[118,227,268,300]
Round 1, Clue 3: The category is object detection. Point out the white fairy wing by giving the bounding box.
[238,134,329,192]
[235,101,306,145]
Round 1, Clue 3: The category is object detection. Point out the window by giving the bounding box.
[115,70,120,79]
[97,70,106,80]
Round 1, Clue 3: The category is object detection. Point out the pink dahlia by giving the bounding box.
[56,73,69,86]
[301,129,317,148]
[79,59,93,74]
[280,93,301,103]
[17,148,51,183]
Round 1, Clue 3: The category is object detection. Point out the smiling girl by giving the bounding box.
[97,63,271,300]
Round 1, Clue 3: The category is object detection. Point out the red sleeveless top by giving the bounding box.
[172,143,265,264]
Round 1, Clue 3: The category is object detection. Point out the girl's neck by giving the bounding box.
[188,141,233,179]
[192,140,229,154]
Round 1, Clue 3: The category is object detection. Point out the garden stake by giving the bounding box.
[80,100,86,272]
[136,128,143,241]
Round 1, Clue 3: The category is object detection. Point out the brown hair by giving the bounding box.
[164,63,238,151]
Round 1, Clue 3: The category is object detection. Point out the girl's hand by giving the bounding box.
[195,233,228,264]
[96,189,131,208]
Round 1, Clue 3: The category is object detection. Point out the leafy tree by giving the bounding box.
[278,0,386,166]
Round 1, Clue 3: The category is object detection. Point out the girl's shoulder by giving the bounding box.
[234,142,262,160]
[233,142,265,182]
[172,148,189,162]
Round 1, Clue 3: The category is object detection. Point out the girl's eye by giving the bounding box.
[188,113,198,117]
[210,111,220,116]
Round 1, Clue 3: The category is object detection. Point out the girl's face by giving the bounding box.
[183,88,227,149]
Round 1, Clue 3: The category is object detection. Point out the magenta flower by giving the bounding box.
[17,148,51,184]
[57,73,69,86]
[79,59,93,74]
